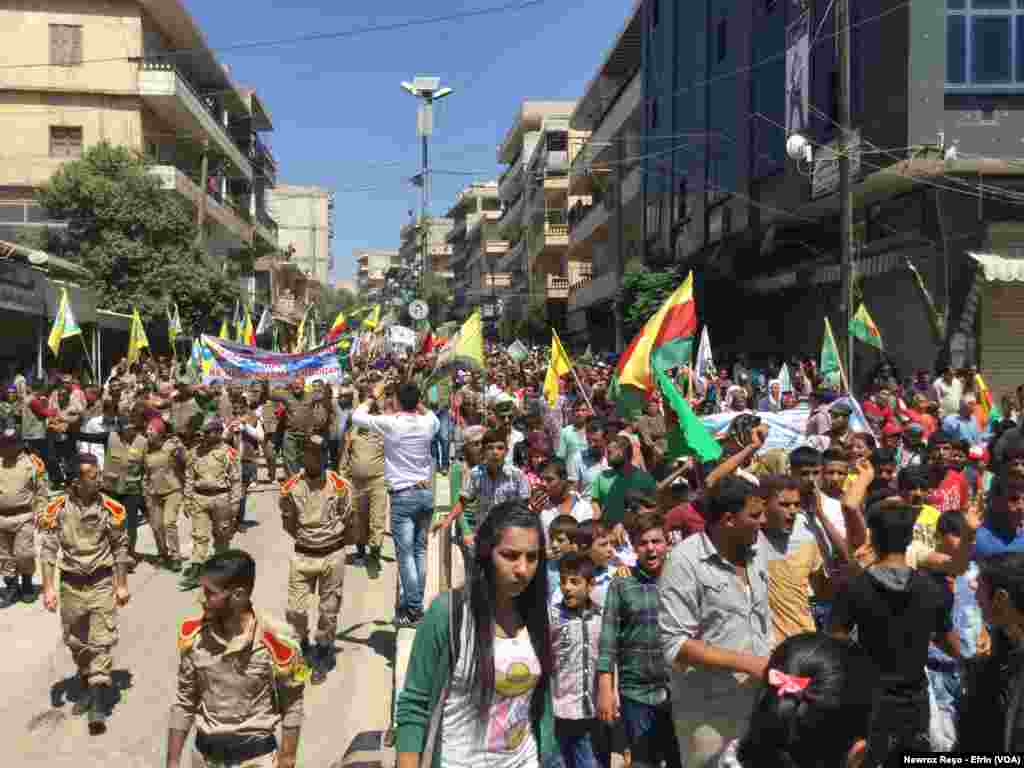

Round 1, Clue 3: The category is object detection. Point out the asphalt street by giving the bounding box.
[0,482,397,768]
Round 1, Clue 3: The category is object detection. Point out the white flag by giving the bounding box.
[778,362,793,393]
[255,306,271,336]
[695,326,714,384]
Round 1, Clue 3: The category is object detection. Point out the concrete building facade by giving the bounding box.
[0,0,278,259]
[355,248,399,303]
[269,184,334,284]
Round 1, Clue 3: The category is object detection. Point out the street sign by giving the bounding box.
[408,300,429,321]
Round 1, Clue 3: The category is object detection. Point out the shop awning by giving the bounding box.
[0,240,92,281]
[970,252,1024,283]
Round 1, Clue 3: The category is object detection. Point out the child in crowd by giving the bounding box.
[548,553,610,768]
[820,448,849,501]
[575,520,619,609]
[547,514,579,605]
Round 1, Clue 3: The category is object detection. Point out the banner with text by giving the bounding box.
[700,398,872,454]
[199,335,344,383]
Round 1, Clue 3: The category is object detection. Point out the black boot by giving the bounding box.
[365,546,382,580]
[88,683,112,734]
[310,644,331,685]
[0,577,18,607]
[19,574,36,603]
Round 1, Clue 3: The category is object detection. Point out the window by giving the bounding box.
[49,24,82,66]
[652,0,659,29]
[50,126,83,158]
[650,98,659,130]
[947,1,1024,87]
[546,131,568,152]
[717,17,728,63]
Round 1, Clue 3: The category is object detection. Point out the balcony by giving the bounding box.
[546,274,571,299]
[543,210,570,247]
[139,59,252,180]
[486,240,510,256]
[569,270,619,313]
[568,260,593,286]
[484,273,512,289]
[251,136,277,188]
[496,238,527,272]
[149,165,252,243]
[499,157,524,202]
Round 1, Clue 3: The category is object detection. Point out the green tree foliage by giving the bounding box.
[621,267,682,337]
[314,284,358,329]
[35,142,239,337]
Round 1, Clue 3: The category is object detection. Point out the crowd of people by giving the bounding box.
[4,343,1024,767]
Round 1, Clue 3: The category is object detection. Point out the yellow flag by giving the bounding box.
[544,328,572,407]
[127,307,150,364]
[363,305,381,330]
[47,287,81,357]
[454,309,484,369]
[293,308,309,353]
[218,318,229,340]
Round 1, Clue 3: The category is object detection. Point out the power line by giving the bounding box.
[0,0,551,71]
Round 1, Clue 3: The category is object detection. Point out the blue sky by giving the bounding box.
[185,0,633,283]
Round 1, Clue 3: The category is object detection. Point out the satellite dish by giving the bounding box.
[408,300,429,321]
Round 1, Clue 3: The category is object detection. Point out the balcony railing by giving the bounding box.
[546,274,570,299]
[252,136,277,187]
[544,209,569,239]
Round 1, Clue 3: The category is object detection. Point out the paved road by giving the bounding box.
[0,482,397,768]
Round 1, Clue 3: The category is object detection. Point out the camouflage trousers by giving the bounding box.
[286,548,345,646]
[147,491,183,561]
[60,574,117,686]
[189,492,236,564]
[0,510,35,577]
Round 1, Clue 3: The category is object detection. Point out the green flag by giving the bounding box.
[655,367,722,463]
[820,316,843,388]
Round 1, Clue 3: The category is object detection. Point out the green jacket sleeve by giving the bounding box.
[394,592,451,755]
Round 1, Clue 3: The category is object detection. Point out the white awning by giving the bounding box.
[970,252,1024,283]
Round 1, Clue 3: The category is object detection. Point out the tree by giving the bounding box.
[35,142,240,338]
[314,284,358,330]
[621,266,683,338]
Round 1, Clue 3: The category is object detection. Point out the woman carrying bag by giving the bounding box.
[395,501,563,768]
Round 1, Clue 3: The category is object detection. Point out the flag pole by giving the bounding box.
[77,333,96,384]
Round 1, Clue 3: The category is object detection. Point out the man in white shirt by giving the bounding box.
[351,381,439,627]
[933,366,963,420]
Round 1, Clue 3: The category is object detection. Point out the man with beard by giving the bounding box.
[167,550,305,768]
[39,454,131,733]
[591,434,656,542]
[658,475,771,767]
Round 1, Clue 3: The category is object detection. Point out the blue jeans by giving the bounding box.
[389,487,433,615]
[621,697,682,768]
[555,718,609,768]
[431,408,451,471]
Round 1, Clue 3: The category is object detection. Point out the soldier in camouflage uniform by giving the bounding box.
[39,453,131,733]
[178,416,240,591]
[258,383,282,483]
[143,417,186,572]
[0,417,47,605]
[279,435,352,684]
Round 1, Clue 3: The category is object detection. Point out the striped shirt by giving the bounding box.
[461,463,530,529]
[548,602,604,720]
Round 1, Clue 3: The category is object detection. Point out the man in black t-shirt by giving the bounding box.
[830,499,959,764]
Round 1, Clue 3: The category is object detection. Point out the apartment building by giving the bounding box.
[641,0,1024,390]
[269,184,334,284]
[0,0,278,260]
[565,5,643,349]
[399,216,453,279]
[496,101,586,331]
[446,182,507,322]
[355,248,399,302]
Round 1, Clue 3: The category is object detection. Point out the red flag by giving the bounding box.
[420,332,435,355]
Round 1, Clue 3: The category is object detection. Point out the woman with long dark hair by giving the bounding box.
[395,501,562,768]
[711,633,878,768]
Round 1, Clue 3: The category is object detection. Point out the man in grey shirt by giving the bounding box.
[658,475,772,768]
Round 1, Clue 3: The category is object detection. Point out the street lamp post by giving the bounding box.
[401,77,453,306]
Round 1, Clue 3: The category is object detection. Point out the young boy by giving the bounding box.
[597,509,682,768]
[549,553,610,768]
[575,520,618,609]
[547,514,580,605]
[820,447,849,501]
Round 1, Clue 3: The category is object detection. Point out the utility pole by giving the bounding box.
[401,77,454,303]
[195,141,209,250]
[837,0,855,393]
[614,133,626,353]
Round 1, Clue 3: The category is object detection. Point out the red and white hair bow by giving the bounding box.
[767,669,812,697]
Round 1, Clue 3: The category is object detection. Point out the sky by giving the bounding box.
[185,0,634,284]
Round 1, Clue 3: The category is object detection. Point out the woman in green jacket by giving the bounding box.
[395,501,562,768]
